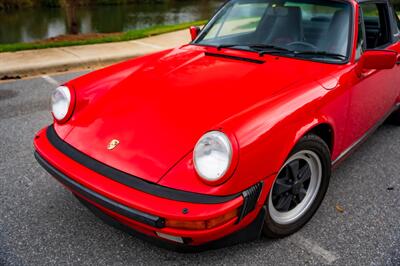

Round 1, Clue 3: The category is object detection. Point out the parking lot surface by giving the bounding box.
[0,71,399,265]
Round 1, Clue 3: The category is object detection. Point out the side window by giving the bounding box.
[397,12,400,30]
[356,10,365,60]
[360,2,392,48]
[391,5,400,35]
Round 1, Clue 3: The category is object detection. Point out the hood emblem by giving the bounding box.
[107,139,120,150]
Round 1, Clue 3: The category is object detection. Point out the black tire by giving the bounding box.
[388,107,400,125]
[262,134,331,238]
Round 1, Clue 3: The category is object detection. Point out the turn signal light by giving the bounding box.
[207,209,238,229]
[166,208,238,230]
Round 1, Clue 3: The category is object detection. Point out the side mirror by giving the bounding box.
[189,26,201,42]
[357,50,398,75]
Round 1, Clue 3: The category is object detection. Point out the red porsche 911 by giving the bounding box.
[34,0,400,250]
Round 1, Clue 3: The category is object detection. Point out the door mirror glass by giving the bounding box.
[189,26,201,41]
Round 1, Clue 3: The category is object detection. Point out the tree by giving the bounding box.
[60,0,80,34]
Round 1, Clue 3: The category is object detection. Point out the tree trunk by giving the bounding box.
[62,0,80,35]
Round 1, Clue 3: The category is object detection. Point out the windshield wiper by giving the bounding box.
[293,51,347,60]
[213,44,347,61]
[216,44,244,51]
[247,44,294,56]
[216,43,293,56]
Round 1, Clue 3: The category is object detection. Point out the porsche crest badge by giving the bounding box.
[107,139,120,150]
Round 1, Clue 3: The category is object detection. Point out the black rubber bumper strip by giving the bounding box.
[45,125,241,204]
[35,151,166,228]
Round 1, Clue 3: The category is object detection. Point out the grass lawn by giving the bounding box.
[0,20,207,53]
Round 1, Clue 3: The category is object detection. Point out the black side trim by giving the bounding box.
[204,52,265,64]
[332,103,400,166]
[46,125,241,204]
[34,152,165,228]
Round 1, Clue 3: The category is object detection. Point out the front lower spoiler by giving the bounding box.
[77,193,267,252]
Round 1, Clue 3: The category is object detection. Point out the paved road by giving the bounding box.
[0,71,399,265]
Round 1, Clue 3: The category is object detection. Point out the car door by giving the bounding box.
[343,1,399,149]
[388,3,400,98]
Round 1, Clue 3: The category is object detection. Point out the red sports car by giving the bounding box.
[34,0,400,250]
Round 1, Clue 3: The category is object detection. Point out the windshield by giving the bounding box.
[195,0,352,63]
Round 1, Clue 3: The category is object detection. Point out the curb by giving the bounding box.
[0,52,144,78]
[0,29,190,79]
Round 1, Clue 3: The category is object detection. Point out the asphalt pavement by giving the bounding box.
[0,71,399,265]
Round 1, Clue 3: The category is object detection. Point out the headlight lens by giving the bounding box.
[51,86,72,122]
[193,131,233,182]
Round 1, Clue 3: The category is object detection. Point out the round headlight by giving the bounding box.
[51,86,72,122]
[193,131,233,183]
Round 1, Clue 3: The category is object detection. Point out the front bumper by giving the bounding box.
[34,126,267,248]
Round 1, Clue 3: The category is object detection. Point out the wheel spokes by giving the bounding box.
[275,194,293,211]
[298,187,307,201]
[272,157,315,212]
[288,160,300,180]
[292,195,300,205]
[297,164,311,184]
[273,178,293,197]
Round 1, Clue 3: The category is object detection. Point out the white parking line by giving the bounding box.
[131,40,164,50]
[289,234,339,264]
[41,75,59,86]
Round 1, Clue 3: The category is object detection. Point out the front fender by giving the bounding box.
[159,81,337,196]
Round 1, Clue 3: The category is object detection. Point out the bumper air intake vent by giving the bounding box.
[237,182,264,223]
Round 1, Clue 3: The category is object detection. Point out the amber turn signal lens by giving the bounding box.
[166,219,206,230]
[206,208,238,229]
[166,209,238,230]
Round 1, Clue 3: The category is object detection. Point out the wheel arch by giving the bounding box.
[305,123,334,154]
[274,120,335,178]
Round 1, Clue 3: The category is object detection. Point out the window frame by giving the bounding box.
[355,7,367,61]
[359,0,395,49]
[388,2,400,40]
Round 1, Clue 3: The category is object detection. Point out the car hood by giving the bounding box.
[63,45,337,183]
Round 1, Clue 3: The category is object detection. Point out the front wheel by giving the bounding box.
[263,134,331,238]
